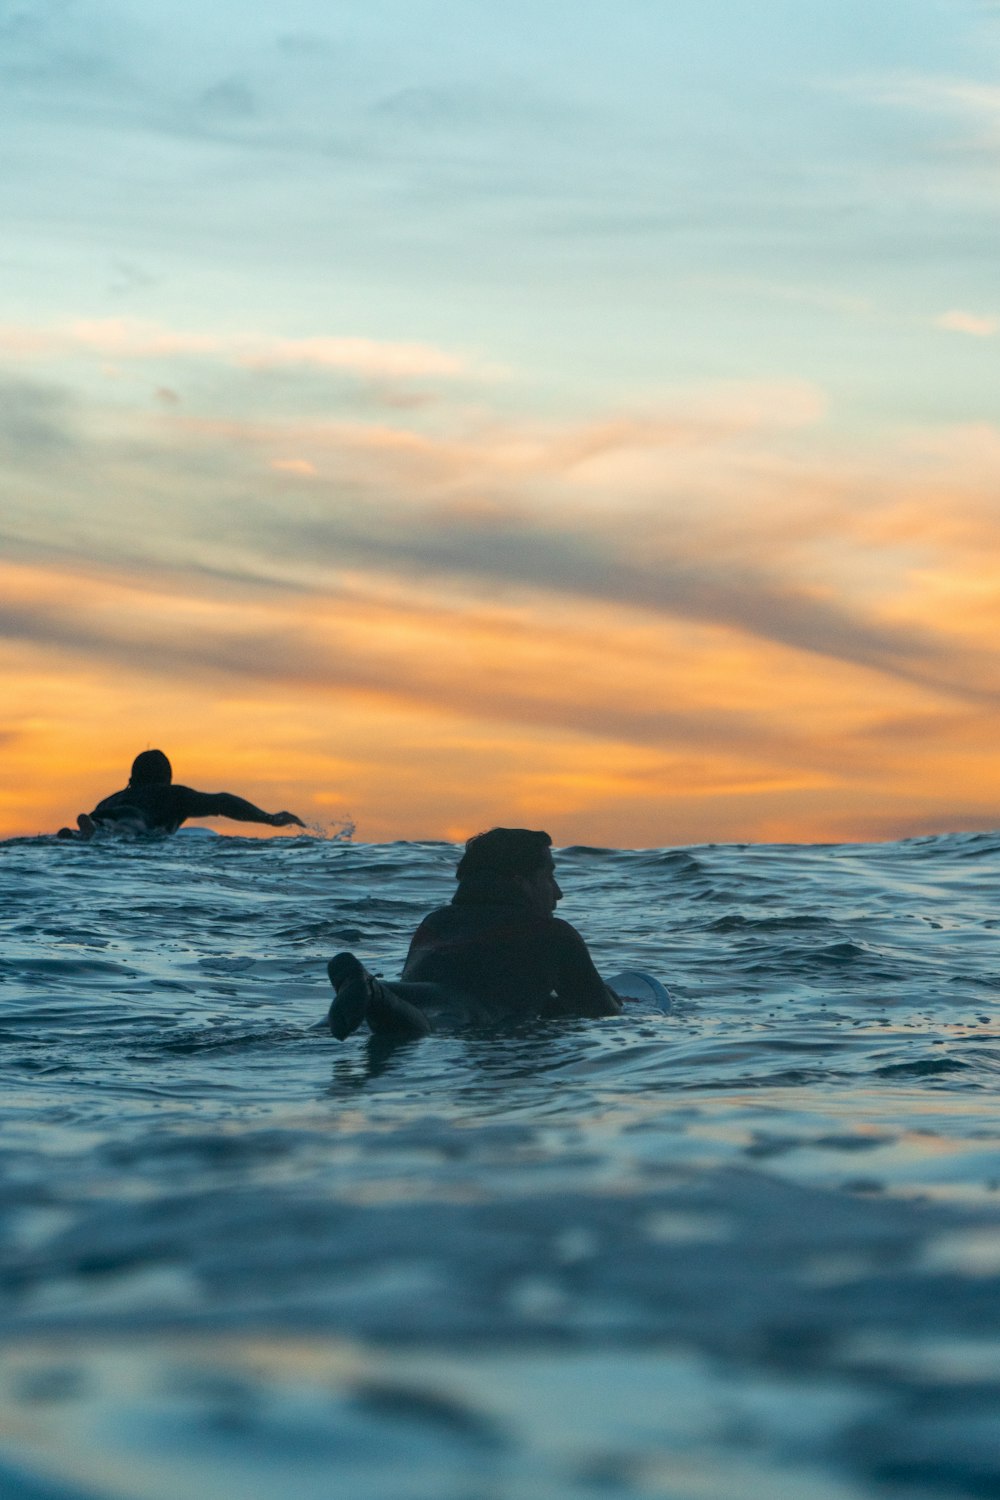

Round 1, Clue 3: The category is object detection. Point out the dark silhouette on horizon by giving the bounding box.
[326,826,621,1039]
[57,749,305,839]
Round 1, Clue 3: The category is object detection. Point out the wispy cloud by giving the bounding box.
[239,335,472,379]
[861,72,1000,131]
[0,319,484,382]
[8,532,998,845]
[0,375,81,460]
[935,309,998,336]
[0,560,824,768]
[1,353,997,710]
[270,457,317,476]
[252,495,998,705]
[851,69,1000,171]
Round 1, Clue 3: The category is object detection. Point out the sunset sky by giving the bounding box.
[4,0,1000,845]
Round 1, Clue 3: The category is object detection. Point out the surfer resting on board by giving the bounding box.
[326,827,622,1039]
[57,749,305,839]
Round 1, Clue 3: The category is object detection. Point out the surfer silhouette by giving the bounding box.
[326,827,621,1039]
[57,749,305,839]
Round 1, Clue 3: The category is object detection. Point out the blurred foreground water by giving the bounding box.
[2,829,1000,1499]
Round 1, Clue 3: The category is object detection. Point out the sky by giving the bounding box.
[3,0,1000,845]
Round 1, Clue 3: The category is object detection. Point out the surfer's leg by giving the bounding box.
[327,956,451,1039]
[364,982,433,1039]
[327,954,434,1039]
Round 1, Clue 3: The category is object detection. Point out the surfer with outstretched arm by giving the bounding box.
[57,749,305,839]
[326,827,621,1039]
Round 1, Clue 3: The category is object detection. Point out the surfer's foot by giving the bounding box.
[326,953,370,1039]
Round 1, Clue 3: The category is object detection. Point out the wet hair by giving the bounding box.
[456,827,553,882]
[129,749,172,786]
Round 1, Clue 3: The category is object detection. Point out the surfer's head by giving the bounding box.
[456,828,562,914]
[129,749,172,787]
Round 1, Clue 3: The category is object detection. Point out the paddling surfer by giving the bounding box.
[57,749,305,839]
[326,827,621,1038]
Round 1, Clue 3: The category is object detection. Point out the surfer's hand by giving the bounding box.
[270,811,305,828]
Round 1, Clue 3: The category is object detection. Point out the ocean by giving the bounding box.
[1,829,999,1500]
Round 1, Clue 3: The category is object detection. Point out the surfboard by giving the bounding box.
[606,969,672,1011]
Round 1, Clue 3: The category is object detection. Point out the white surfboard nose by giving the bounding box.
[606,969,672,1010]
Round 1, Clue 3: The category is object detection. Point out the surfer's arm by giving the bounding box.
[550,921,622,1017]
[176,789,305,828]
[399,915,448,978]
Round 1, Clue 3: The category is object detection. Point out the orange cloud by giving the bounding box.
[3,321,1000,845]
[3,539,999,846]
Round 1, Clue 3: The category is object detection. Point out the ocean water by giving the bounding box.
[1,830,1000,1500]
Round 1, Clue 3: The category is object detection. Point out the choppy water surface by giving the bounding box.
[2,831,1000,1500]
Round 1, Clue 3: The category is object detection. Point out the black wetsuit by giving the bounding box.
[90,784,267,834]
[395,871,621,1022]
